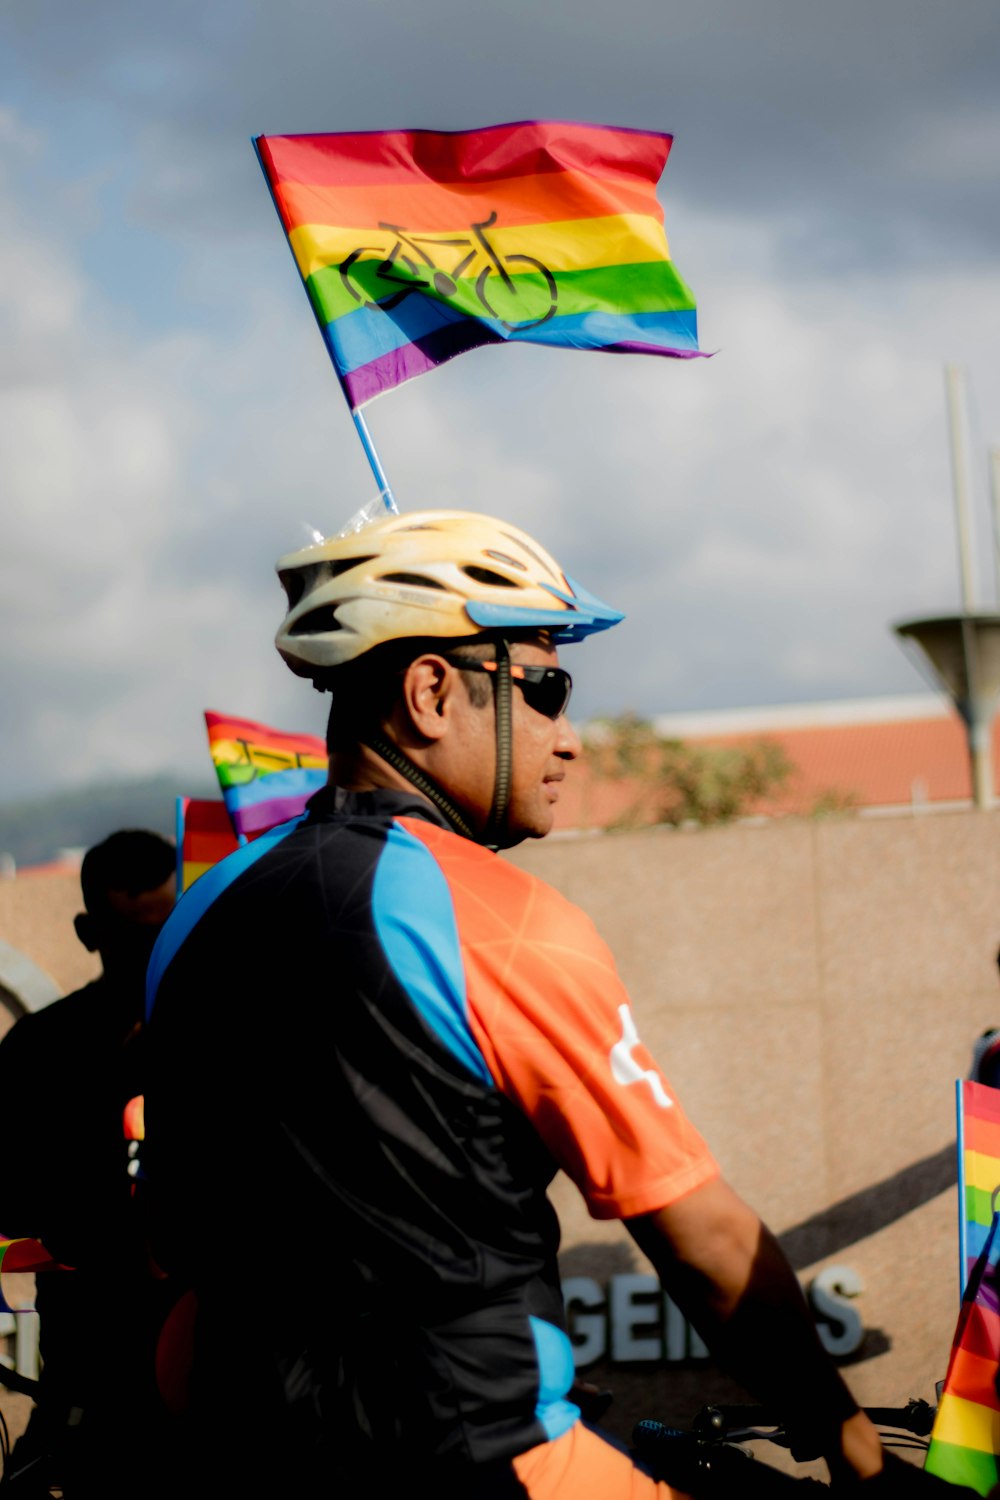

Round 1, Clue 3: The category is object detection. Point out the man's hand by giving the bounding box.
[827,1409,884,1482]
[626,1177,885,1483]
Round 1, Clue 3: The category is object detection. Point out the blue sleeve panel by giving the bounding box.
[374,826,580,1443]
[528,1316,581,1441]
[371,821,493,1087]
[145,814,306,1021]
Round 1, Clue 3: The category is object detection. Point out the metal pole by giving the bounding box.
[945,364,977,611]
[970,717,994,810]
[990,447,1000,607]
[961,615,993,811]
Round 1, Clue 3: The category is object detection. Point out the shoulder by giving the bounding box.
[393,819,603,954]
[0,984,109,1108]
[1,981,104,1047]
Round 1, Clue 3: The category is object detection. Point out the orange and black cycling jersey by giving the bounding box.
[143,787,717,1488]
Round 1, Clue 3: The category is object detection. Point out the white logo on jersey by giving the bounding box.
[610,1004,673,1109]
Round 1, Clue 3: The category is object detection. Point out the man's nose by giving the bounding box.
[555,716,581,760]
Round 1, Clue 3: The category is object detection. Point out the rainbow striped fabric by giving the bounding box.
[253,120,704,408]
[175,797,240,894]
[958,1080,1000,1294]
[205,710,328,842]
[925,1206,1000,1494]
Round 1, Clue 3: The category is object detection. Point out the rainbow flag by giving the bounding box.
[958,1080,1000,1295]
[253,120,704,408]
[205,710,328,842]
[925,1207,1000,1494]
[176,796,241,894]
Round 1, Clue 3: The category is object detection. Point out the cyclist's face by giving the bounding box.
[457,639,580,846]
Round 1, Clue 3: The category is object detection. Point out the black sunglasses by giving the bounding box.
[444,656,573,721]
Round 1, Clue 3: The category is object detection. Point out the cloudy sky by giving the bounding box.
[3,0,999,801]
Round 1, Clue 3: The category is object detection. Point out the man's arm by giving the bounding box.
[626,1175,884,1482]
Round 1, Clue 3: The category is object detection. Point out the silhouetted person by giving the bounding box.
[0,829,176,1497]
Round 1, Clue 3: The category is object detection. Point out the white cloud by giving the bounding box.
[903,107,1000,184]
[0,107,43,159]
[1,1,1000,804]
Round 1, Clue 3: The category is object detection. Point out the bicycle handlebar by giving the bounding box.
[632,1402,938,1496]
[633,1419,827,1496]
[692,1400,937,1446]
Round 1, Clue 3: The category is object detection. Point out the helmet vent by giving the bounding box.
[485,549,527,571]
[463,565,518,588]
[289,606,342,637]
[280,555,368,610]
[381,572,446,590]
[279,570,306,609]
[326,555,374,578]
[499,531,559,580]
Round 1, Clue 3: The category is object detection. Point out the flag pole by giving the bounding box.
[251,136,399,517]
[350,409,398,514]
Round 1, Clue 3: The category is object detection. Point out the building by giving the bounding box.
[553,691,997,831]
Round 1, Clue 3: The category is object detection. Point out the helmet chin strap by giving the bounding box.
[365,635,513,851]
[483,637,512,851]
[363,734,478,843]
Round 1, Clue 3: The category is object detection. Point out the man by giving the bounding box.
[144,510,900,1497]
[0,828,176,1496]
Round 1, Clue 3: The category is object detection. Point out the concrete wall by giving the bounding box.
[0,868,97,1037]
[2,810,998,1451]
[507,808,1000,1444]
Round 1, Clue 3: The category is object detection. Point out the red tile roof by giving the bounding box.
[555,695,991,830]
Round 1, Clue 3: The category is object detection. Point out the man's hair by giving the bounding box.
[323,636,497,754]
[80,830,176,918]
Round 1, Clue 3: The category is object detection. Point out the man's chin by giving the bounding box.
[494,810,554,849]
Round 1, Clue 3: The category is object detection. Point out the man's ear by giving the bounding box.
[74,913,99,953]
[398,655,455,742]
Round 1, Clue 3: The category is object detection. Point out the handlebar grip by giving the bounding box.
[863,1404,936,1438]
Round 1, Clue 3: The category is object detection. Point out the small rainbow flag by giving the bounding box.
[958,1080,1000,1295]
[253,120,704,408]
[205,710,328,842]
[925,1207,1000,1494]
[176,797,240,893]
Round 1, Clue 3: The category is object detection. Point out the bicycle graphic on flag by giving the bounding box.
[222,737,325,786]
[339,211,558,331]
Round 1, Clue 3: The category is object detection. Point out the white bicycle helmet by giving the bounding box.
[275,509,623,679]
